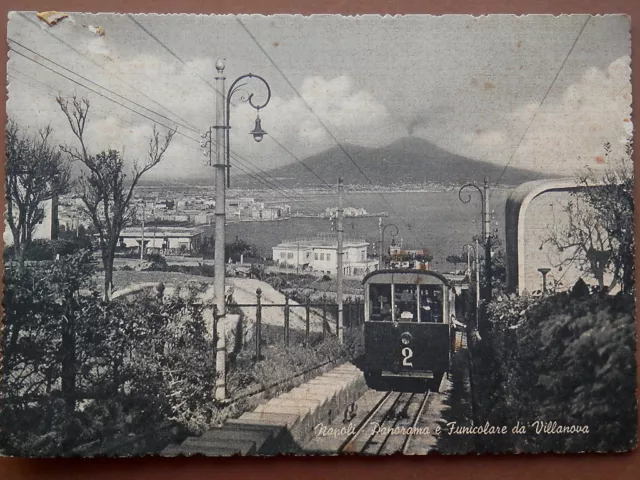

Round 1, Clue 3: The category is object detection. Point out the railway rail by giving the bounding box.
[339,390,434,455]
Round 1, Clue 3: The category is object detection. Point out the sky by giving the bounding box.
[6,13,632,183]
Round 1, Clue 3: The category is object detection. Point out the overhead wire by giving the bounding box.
[16,11,201,132]
[125,16,361,215]
[127,15,338,194]
[8,40,316,207]
[236,16,424,247]
[494,15,591,186]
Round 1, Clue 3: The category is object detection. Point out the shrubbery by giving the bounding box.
[1,252,215,456]
[1,251,363,456]
[471,290,636,453]
[3,237,93,263]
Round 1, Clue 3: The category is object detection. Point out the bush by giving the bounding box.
[4,237,93,263]
[1,254,215,456]
[471,291,636,453]
[144,252,168,271]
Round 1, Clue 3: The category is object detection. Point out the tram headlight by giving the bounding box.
[401,332,412,345]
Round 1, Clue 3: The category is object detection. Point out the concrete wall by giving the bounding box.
[505,179,610,294]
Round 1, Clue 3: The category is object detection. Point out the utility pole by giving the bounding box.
[140,202,146,262]
[474,239,481,333]
[336,177,344,344]
[378,216,383,270]
[483,176,492,302]
[214,60,227,401]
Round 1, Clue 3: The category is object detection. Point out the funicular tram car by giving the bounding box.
[361,269,459,391]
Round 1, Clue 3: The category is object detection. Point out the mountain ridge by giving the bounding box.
[253,136,552,188]
[141,136,554,187]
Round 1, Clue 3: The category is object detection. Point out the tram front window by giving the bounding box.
[395,284,417,322]
[369,284,392,321]
[420,285,443,323]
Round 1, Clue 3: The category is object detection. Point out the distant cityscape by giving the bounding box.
[57,187,391,236]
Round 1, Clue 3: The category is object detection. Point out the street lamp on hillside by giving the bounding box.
[463,242,480,333]
[458,177,492,302]
[203,59,271,401]
[538,267,551,293]
[378,218,399,269]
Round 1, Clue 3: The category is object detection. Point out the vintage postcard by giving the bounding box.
[1,13,635,457]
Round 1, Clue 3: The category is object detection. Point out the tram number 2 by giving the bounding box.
[401,347,413,367]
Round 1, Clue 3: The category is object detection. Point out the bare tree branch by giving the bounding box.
[56,97,175,300]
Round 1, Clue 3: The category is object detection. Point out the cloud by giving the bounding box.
[513,56,631,173]
[6,13,631,182]
[457,56,632,175]
[227,74,400,165]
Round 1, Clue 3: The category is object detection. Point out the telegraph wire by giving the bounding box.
[236,18,387,193]
[126,16,367,211]
[9,38,191,134]
[494,15,591,186]
[9,41,316,206]
[16,11,200,133]
[236,17,425,248]
[9,46,193,140]
[126,15,237,108]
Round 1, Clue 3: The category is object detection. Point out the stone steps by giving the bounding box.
[161,362,366,456]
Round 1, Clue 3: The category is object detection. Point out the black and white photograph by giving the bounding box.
[1,12,635,457]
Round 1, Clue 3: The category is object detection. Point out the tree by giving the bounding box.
[544,196,613,290]
[57,96,175,300]
[414,248,434,264]
[5,119,71,269]
[446,254,466,271]
[580,142,634,294]
[542,143,633,293]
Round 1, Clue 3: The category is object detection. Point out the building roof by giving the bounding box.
[120,226,206,238]
[273,238,369,249]
[274,235,369,249]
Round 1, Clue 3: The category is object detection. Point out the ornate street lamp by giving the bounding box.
[378,221,399,269]
[458,177,492,302]
[210,60,271,401]
[226,71,272,186]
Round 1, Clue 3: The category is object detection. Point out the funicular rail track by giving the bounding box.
[339,390,433,455]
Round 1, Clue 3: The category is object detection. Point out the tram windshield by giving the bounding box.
[394,284,417,322]
[419,285,443,323]
[369,284,393,321]
[368,282,445,322]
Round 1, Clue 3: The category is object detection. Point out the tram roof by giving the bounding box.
[362,269,451,287]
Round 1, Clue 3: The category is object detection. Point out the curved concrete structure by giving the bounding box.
[505,178,593,294]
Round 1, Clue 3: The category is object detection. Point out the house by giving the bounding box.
[3,197,56,246]
[272,235,377,276]
[117,226,206,253]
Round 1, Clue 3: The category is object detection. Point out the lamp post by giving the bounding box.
[538,267,551,293]
[205,59,271,401]
[459,177,492,301]
[463,242,481,332]
[378,219,399,269]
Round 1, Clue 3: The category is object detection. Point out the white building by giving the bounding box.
[272,236,377,276]
[117,226,206,253]
[3,197,55,246]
